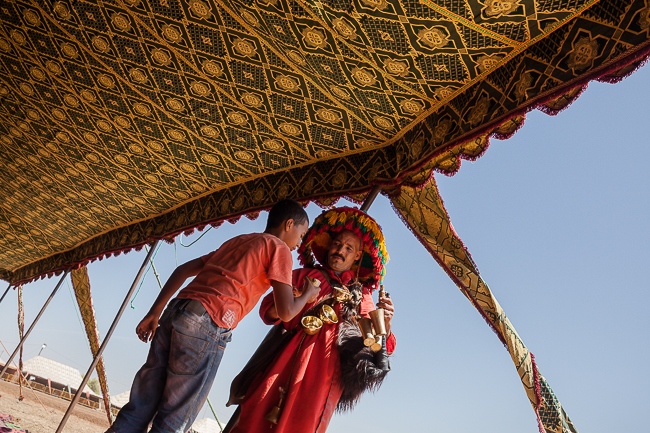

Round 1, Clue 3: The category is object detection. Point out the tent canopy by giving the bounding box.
[1,0,649,284]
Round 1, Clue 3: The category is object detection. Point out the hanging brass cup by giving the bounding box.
[319,304,338,325]
[368,308,386,336]
[301,316,323,335]
[370,334,383,352]
[358,317,376,346]
[333,287,352,303]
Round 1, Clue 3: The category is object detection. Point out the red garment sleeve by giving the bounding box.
[359,289,375,318]
[259,292,280,325]
[386,331,396,355]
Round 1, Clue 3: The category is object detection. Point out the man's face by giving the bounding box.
[326,230,362,273]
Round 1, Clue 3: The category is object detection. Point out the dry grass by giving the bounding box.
[0,380,109,433]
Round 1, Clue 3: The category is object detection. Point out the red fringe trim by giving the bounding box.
[245,211,260,221]
[537,84,588,116]
[597,55,650,84]
[530,352,545,433]
[314,197,342,209]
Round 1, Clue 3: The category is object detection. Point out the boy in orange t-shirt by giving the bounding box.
[107,199,320,433]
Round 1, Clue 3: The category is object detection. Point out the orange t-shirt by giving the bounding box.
[177,233,293,329]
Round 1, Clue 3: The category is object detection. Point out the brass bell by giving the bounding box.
[370,334,383,352]
[264,405,282,425]
[368,308,386,336]
[265,386,286,426]
[358,317,376,346]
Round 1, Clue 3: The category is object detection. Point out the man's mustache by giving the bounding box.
[330,253,345,261]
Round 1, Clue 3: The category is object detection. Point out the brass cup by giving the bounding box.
[319,304,338,325]
[358,317,376,346]
[333,287,352,303]
[370,334,383,352]
[301,316,323,335]
[369,308,386,336]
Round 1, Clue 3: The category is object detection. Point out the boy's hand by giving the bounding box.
[303,277,321,303]
[271,278,321,322]
[136,312,159,343]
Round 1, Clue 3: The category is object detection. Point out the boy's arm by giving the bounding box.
[270,278,320,322]
[136,257,204,342]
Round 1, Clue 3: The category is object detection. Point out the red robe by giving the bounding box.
[230,267,396,433]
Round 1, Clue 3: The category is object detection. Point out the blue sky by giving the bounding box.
[1,64,649,433]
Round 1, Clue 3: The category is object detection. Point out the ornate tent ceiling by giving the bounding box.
[1,0,649,284]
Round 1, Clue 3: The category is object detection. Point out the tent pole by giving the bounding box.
[360,185,382,212]
[0,271,69,378]
[207,397,224,432]
[56,241,159,433]
[0,283,11,306]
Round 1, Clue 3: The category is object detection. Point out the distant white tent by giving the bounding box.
[22,355,96,395]
[192,418,221,433]
[111,390,131,409]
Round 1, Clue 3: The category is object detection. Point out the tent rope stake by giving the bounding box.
[56,241,159,433]
[0,271,70,379]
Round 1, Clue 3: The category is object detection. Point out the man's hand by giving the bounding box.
[377,294,395,335]
[136,312,159,343]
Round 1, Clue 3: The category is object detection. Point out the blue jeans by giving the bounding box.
[110,299,232,433]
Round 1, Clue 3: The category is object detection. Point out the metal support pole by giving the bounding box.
[145,244,163,289]
[207,397,224,432]
[0,283,11,306]
[360,185,382,212]
[0,271,69,378]
[56,241,159,433]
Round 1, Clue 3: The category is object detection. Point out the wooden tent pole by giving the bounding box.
[0,271,69,378]
[56,241,159,433]
[0,283,11,306]
[360,185,382,212]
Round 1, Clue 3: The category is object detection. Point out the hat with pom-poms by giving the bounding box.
[297,207,388,291]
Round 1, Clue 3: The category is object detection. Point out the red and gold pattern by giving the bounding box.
[0,0,649,286]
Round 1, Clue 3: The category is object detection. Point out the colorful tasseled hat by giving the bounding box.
[297,207,389,291]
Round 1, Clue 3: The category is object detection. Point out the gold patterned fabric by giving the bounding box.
[1,0,650,284]
[389,180,577,433]
[70,267,113,425]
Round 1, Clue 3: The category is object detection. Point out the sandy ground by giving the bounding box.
[0,380,110,433]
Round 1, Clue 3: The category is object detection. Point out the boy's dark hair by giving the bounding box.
[266,199,309,230]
